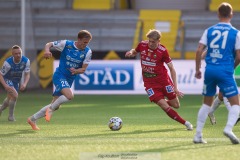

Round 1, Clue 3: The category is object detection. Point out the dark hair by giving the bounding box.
[12,45,21,50]
[218,2,232,18]
[78,30,92,40]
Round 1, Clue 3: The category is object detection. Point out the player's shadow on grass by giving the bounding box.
[0,129,36,138]
[55,128,185,139]
[137,143,217,153]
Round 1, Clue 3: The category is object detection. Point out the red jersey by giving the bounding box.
[135,40,172,84]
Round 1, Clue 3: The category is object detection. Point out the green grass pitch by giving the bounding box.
[0,92,240,160]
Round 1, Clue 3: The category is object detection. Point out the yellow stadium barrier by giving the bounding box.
[134,10,181,59]
[209,0,240,11]
[73,0,114,10]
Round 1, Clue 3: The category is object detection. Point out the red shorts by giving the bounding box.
[144,81,176,103]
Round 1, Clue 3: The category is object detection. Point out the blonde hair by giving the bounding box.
[146,29,162,40]
[78,30,92,40]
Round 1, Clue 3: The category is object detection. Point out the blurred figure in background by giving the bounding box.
[194,2,240,144]
[125,29,193,131]
[27,30,92,130]
[0,45,30,121]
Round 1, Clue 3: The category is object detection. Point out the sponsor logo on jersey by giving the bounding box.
[80,54,85,59]
[66,45,72,49]
[153,54,157,59]
[142,60,156,66]
[141,50,146,55]
[20,63,25,70]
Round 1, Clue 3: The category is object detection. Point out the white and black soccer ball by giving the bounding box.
[108,117,123,131]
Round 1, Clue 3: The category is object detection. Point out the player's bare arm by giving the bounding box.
[234,49,240,68]
[44,42,53,59]
[69,64,89,75]
[195,43,206,79]
[167,62,184,98]
[20,72,30,91]
[125,49,137,58]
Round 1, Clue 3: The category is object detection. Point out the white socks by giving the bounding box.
[209,96,222,115]
[224,105,240,132]
[0,98,9,111]
[50,95,70,111]
[32,104,51,121]
[8,99,16,117]
[196,104,210,136]
[223,97,231,111]
[31,95,70,122]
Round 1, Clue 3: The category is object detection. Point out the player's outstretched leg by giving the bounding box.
[185,121,193,131]
[45,107,53,122]
[45,95,70,122]
[27,117,40,130]
[164,107,193,130]
[224,105,240,144]
[208,113,216,125]
[223,130,239,144]
[193,134,207,144]
[0,98,10,117]
[8,100,16,122]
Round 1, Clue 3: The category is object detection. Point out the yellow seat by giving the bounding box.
[73,0,114,10]
[133,10,181,59]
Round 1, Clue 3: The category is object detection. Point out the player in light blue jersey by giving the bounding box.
[193,2,240,144]
[27,30,92,130]
[0,45,30,121]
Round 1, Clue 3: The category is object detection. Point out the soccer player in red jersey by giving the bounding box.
[125,29,193,130]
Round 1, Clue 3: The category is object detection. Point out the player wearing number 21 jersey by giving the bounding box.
[194,2,240,144]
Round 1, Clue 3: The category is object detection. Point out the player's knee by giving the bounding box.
[171,103,180,109]
[65,94,74,100]
[10,94,18,101]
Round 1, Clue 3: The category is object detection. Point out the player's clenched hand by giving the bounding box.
[125,51,136,58]
[195,70,202,79]
[44,51,52,59]
[125,51,132,58]
[69,68,78,75]
[19,84,26,91]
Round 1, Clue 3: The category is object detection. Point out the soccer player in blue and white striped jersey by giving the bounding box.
[27,30,92,130]
[0,45,30,121]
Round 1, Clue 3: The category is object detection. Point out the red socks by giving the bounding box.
[165,107,186,124]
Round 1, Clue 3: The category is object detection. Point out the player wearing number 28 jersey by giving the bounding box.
[27,30,92,130]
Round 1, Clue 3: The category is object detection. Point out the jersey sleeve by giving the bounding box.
[235,31,240,50]
[199,29,208,45]
[135,42,141,52]
[162,48,172,64]
[24,59,31,73]
[52,40,67,51]
[83,49,92,64]
[0,61,11,76]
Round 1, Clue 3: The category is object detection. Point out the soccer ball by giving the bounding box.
[108,117,123,131]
